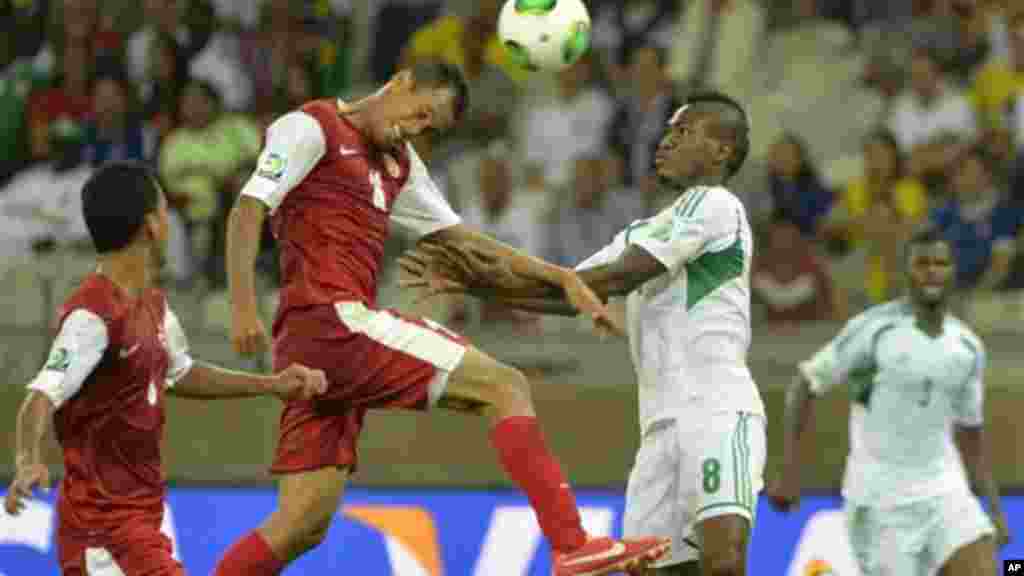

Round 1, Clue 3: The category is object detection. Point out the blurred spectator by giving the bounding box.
[522,55,614,189]
[142,33,185,145]
[25,37,92,160]
[403,0,520,161]
[127,0,214,99]
[766,133,834,239]
[752,221,841,326]
[158,78,261,286]
[932,145,1022,291]
[460,143,546,329]
[370,0,442,83]
[403,0,526,85]
[550,154,636,268]
[81,72,148,165]
[888,46,977,152]
[668,0,764,98]
[462,144,547,260]
[0,123,91,272]
[2,0,49,62]
[0,58,47,182]
[824,129,928,303]
[970,9,1024,133]
[592,0,678,70]
[609,45,681,189]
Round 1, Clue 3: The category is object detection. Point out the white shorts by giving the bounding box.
[846,491,994,576]
[623,411,767,566]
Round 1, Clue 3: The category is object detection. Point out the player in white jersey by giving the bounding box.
[769,226,1010,576]
[401,90,766,575]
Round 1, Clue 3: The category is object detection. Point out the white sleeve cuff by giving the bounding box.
[27,371,67,407]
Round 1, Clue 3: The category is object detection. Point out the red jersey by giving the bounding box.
[28,274,193,534]
[240,99,461,326]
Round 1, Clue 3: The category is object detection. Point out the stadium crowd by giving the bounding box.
[1,0,1023,337]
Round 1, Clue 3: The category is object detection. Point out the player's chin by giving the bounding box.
[919,286,948,304]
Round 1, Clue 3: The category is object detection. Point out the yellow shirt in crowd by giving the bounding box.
[840,176,928,302]
[405,16,528,85]
[970,59,1024,130]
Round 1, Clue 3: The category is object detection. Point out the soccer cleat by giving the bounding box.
[552,536,671,576]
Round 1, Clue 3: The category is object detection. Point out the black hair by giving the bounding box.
[904,224,951,266]
[81,162,162,253]
[685,90,751,179]
[410,60,470,125]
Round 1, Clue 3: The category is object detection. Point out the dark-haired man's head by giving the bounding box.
[654,91,750,190]
[81,162,168,267]
[905,225,954,307]
[356,61,470,150]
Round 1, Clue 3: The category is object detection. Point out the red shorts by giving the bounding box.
[270,301,468,474]
[57,517,181,576]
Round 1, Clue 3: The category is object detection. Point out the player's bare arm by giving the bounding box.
[5,391,55,515]
[226,195,269,356]
[768,373,816,512]
[419,225,623,333]
[169,362,327,402]
[404,236,664,321]
[955,424,1011,547]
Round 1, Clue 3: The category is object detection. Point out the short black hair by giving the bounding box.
[81,162,162,253]
[904,224,950,265]
[410,60,470,125]
[685,90,750,179]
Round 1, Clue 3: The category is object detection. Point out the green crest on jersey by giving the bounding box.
[685,238,744,309]
[562,21,591,65]
[503,41,539,71]
[45,347,71,372]
[515,0,557,14]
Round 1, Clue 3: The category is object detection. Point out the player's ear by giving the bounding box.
[714,140,733,167]
[388,69,415,94]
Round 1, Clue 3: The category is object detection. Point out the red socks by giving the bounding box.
[213,531,286,576]
[490,416,588,553]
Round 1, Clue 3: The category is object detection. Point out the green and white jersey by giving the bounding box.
[576,186,763,434]
[799,300,985,508]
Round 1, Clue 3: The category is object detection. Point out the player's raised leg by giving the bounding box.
[441,346,670,575]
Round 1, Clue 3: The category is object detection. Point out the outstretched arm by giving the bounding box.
[423,226,668,303]
[163,306,326,401]
[168,362,326,401]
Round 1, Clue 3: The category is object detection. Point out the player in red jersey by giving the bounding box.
[212,61,670,576]
[3,162,327,576]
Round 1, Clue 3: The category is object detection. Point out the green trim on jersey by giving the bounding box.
[958,335,981,385]
[684,236,744,309]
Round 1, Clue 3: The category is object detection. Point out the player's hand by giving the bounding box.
[4,461,50,516]
[559,269,624,337]
[271,363,328,401]
[766,476,801,513]
[993,511,1011,548]
[231,309,268,357]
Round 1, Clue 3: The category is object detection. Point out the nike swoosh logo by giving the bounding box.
[339,146,360,156]
[119,343,141,358]
[562,542,626,567]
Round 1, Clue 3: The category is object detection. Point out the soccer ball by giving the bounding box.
[498,0,592,72]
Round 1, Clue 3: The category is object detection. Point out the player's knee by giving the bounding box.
[703,543,744,576]
[493,363,532,409]
[275,496,336,555]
